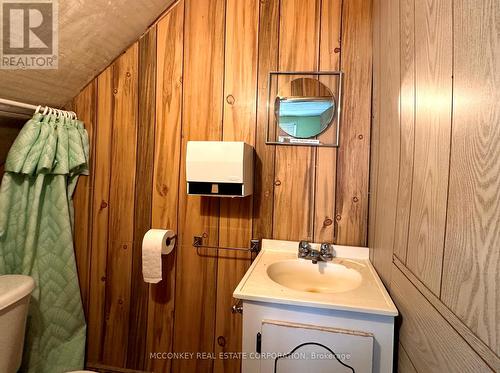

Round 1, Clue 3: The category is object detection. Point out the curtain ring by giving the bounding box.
[72,111,77,120]
[42,106,49,115]
[35,105,41,114]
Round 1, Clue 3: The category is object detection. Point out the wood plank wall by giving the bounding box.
[371,0,499,372]
[0,121,23,176]
[71,0,372,371]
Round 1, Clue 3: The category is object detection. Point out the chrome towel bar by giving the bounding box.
[192,236,261,254]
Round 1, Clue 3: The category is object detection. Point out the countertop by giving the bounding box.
[233,239,398,317]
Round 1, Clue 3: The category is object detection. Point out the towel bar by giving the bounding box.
[192,236,261,254]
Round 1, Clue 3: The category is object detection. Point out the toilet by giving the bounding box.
[0,275,35,373]
[0,275,96,373]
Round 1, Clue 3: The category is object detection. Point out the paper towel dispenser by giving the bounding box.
[186,141,254,197]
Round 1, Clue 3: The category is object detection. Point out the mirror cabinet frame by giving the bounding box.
[266,71,344,147]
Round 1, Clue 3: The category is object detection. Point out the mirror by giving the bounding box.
[275,78,336,139]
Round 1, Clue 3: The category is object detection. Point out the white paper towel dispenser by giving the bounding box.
[186,141,254,197]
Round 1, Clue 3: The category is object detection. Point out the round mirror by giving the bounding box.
[275,78,336,139]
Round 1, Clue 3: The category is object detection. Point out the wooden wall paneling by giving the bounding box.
[368,0,381,263]
[126,27,157,371]
[272,0,320,242]
[214,1,259,372]
[71,0,376,368]
[398,344,418,373]
[172,0,225,372]
[370,0,499,369]
[87,66,114,363]
[102,44,139,366]
[391,264,493,372]
[394,258,499,369]
[335,0,372,246]
[0,122,22,167]
[313,0,342,243]
[393,0,415,263]
[146,3,184,372]
[252,0,280,240]
[405,0,452,295]
[441,0,500,355]
[370,0,400,285]
[72,82,97,315]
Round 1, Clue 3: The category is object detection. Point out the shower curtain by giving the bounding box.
[0,112,87,372]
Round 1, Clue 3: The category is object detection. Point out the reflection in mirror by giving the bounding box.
[275,78,336,139]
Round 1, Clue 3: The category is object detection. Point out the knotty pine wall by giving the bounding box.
[71,0,372,372]
[0,121,22,175]
[371,0,499,371]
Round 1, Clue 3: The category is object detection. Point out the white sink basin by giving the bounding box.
[234,239,398,316]
[266,259,363,294]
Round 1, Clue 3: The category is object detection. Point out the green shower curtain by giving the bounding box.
[0,112,87,372]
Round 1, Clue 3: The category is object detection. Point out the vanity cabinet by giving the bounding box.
[242,300,394,373]
[234,240,397,373]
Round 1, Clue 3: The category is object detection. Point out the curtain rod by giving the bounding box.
[0,98,39,111]
[0,98,78,120]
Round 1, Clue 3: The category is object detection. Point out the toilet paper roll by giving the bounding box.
[142,229,176,284]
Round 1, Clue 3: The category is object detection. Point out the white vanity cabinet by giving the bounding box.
[234,240,398,373]
[241,300,394,373]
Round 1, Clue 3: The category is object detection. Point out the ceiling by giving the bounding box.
[0,0,176,107]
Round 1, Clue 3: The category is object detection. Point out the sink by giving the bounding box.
[234,238,398,315]
[266,259,362,294]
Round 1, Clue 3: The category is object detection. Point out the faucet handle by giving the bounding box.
[320,242,333,255]
[298,240,310,257]
[299,240,310,250]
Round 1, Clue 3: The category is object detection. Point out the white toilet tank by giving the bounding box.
[0,275,35,373]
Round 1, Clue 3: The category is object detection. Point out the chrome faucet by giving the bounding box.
[298,241,335,264]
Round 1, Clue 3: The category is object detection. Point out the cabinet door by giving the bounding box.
[260,320,373,373]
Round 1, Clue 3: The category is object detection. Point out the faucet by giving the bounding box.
[298,241,335,264]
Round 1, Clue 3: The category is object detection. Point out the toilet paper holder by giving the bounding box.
[165,234,177,248]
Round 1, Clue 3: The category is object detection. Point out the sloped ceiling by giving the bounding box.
[0,0,176,107]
